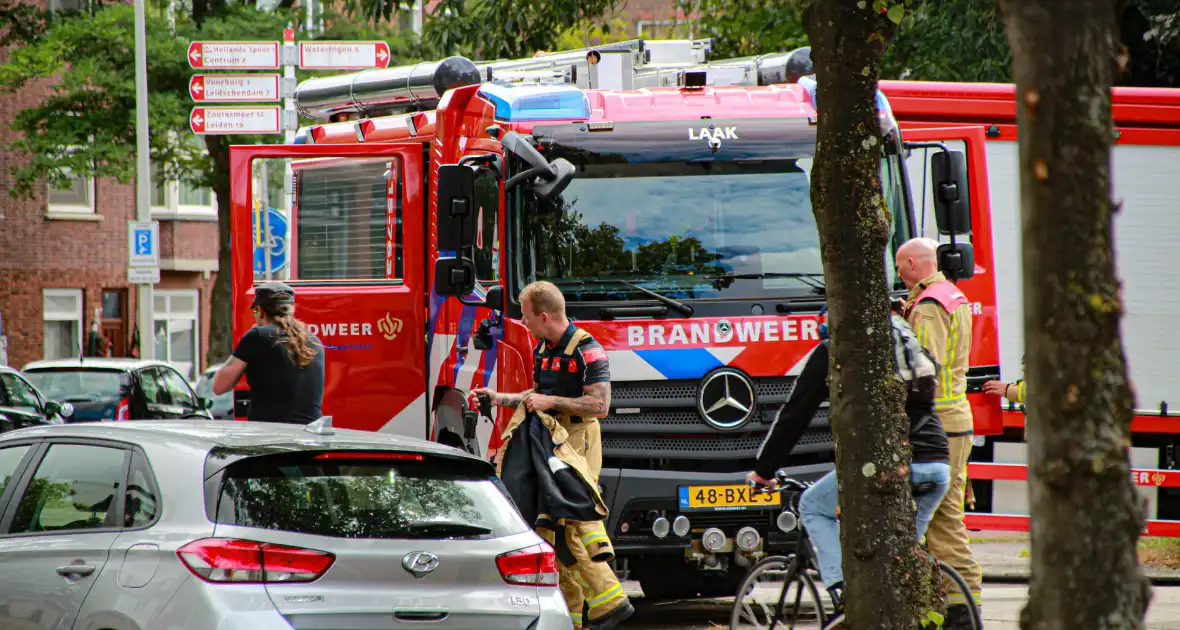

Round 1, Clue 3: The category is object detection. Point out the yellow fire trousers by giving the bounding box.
[927,433,983,605]
[539,521,628,628]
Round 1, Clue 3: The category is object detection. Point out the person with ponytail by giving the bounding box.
[212,282,325,423]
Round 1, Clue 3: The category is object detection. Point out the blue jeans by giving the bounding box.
[799,461,952,589]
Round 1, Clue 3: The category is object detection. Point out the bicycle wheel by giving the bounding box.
[937,561,982,630]
[730,555,829,630]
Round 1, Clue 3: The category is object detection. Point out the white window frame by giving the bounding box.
[46,166,97,215]
[42,288,84,360]
[153,289,201,381]
[151,178,218,219]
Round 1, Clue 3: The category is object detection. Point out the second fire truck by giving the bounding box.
[230,39,1004,596]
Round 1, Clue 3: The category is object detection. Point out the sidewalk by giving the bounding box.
[972,531,1180,581]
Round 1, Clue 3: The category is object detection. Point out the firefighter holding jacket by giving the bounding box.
[474,280,632,630]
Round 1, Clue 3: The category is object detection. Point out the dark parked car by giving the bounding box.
[0,366,73,432]
[194,362,234,420]
[22,358,214,422]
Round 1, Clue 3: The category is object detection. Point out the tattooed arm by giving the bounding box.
[542,382,612,418]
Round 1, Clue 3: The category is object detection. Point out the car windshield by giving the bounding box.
[513,119,911,302]
[213,451,529,540]
[23,368,128,401]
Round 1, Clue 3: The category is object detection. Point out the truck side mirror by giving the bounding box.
[437,164,476,251]
[483,284,504,311]
[930,150,971,235]
[938,242,976,281]
[435,257,476,297]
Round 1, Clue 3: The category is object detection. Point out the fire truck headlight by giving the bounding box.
[673,515,691,537]
[651,517,670,539]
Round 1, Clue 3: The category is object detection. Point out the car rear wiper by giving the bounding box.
[404,521,492,539]
[712,272,826,294]
[558,279,694,317]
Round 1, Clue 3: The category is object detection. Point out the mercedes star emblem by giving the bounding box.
[402,551,440,578]
[697,367,757,430]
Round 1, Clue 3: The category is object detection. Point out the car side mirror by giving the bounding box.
[434,257,477,297]
[45,400,73,419]
[930,150,971,235]
[437,164,476,251]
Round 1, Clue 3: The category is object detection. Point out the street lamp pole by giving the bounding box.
[134,0,154,359]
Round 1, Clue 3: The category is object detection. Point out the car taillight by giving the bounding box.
[176,538,335,584]
[496,543,559,587]
[116,398,130,421]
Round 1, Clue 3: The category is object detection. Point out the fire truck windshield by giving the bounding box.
[510,122,911,304]
[514,159,822,303]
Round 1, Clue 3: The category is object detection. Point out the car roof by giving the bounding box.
[22,358,172,372]
[0,419,479,461]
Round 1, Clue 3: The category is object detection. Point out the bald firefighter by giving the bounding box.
[474,280,632,630]
[895,237,983,628]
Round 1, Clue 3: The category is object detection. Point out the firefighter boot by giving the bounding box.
[943,603,981,630]
[564,522,633,630]
[537,526,587,628]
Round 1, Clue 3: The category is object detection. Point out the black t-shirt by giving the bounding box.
[754,340,949,479]
[532,324,610,415]
[232,324,325,424]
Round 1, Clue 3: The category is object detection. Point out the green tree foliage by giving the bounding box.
[423,0,617,59]
[685,0,808,59]
[882,0,1012,82]
[684,0,1178,87]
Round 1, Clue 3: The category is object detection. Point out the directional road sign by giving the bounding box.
[190,74,281,103]
[188,41,280,69]
[190,107,283,135]
[298,41,391,69]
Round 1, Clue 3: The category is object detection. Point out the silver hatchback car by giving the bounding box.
[0,419,572,630]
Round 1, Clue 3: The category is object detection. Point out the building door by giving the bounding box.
[102,289,126,357]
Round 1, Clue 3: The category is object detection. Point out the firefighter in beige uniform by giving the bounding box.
[895,238,982,627]
[474,281,631,630]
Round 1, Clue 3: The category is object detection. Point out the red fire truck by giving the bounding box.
[881,81,1180,536]
[229,39,1005,595]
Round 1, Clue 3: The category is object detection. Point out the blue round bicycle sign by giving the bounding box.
[253,207,288,274]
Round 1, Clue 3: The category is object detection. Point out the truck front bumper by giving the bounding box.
[599,463,834,555]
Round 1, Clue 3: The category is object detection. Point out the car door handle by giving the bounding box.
[56,564,96,577]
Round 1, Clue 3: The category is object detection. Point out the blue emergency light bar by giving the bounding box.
[797,75,895,119]
[477,83,593,122]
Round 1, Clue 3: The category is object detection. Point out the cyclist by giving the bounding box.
[746,308,953,629]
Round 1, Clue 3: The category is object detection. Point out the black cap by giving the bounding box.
[252,282,295,308]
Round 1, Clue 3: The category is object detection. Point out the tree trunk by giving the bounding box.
[805,2,941,628]
[997,2,1153,629]
[206,135,234,367]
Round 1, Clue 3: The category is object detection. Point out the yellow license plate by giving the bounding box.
[678,484,781,511]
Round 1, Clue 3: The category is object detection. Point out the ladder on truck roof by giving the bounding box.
[293,39,815,121]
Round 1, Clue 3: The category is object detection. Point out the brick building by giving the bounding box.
[0,0,219,380]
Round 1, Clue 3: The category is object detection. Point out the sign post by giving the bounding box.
[134,0,154,359]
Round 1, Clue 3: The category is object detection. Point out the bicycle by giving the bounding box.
[729,470,982,630]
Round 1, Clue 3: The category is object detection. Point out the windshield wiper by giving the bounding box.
[405,520,492,539]
[711,272,826,294]
[558,279,694,317]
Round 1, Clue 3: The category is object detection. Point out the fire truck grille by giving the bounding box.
[602,377,834,472]
[611,378,797,408]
